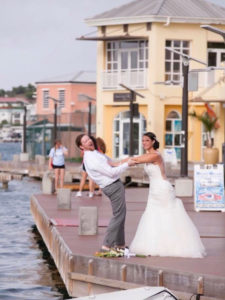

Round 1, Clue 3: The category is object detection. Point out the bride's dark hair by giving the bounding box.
[143,132,160,150]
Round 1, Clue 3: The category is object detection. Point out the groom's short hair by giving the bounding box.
[75,133,85,148]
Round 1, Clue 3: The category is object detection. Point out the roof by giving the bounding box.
[36,71,96,84]
[86,0,225,26]
[0,97,28,104]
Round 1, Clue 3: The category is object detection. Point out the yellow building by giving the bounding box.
[82,0,225,162]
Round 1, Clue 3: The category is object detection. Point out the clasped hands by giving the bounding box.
[108,157,136,167]
[127,158,136,166]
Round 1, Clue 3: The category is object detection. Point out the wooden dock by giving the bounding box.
[30,188,225,299]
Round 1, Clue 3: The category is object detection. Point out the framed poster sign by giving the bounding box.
[163,148,177,166]
[194,164,225,212]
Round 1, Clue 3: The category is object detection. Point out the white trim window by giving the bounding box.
[106,40,148,70]
[58,89,65,108]
[165,110,182,160]
[103,40,148,89]
[165,40,190,85]
[12,112,21,125]
[208,42,225,67]
[42,90,49,109]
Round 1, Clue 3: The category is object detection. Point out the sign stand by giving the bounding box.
[194,164,225,212]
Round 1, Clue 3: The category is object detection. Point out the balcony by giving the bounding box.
[101,69,147,90]
[197,69,225,99]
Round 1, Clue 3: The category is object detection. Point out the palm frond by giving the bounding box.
[189,111,218,132]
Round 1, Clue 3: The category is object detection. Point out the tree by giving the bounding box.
[0,84,36,100]
[189,107,219,148]
[25,84,36,100]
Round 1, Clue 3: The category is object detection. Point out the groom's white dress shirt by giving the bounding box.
[83,150,129,188]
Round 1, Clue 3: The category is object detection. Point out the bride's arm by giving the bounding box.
[108,156,130,167]
[132,153,160,164]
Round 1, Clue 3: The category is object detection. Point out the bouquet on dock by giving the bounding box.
[95,248,124,258]
[95,247,146,258]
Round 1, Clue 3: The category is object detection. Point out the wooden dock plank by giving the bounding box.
[30,189,225,299]
[68,272,141,289]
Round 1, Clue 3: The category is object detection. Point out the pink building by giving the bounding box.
[30,71,96,158]
[36,71,95,113]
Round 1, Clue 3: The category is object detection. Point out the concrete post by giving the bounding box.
[35,155,46,165]
[42,171,55,194]
[57,188,71,210]
[20,152,29,162]
[2,180,9,189]
[79,206,98,235]
[64,171,73,183]
[13,154,20,163]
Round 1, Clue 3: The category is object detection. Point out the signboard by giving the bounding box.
[113,93,131,102]
[194,164,225,212]
[163,148,177,166]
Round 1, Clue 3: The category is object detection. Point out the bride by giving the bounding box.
[129,132,206,258]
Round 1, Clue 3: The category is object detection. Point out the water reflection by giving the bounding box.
[0,177,70,300]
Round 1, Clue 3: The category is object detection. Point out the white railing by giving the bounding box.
[198,69,225,88]
[198,70,215,88]
[101,69,147,90]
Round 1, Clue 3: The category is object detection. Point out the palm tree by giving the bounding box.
[189,111,218,148]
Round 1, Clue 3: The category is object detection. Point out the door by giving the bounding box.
[120,49,138,70]
[113,111,146,159]
[121,120,140,156]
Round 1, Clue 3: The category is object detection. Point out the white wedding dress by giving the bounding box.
[129,163,206,258]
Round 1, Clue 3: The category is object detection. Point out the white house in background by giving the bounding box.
[0,97,28,125]
[0,97,36,142]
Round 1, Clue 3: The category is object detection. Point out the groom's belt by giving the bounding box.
[104,179,120,189]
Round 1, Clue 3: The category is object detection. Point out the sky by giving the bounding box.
[0,0,225,90]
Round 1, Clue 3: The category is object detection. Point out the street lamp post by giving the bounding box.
[165,48,207,177]
[23,105,27,153]
[201,25,225,42]
[18,101,28,153]
[53,101,57,141]
[88,101,92,136]
[181,58,189,176]
[47,96,61,143]
[78,93,96,136]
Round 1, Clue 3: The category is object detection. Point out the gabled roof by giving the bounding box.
[36,71,96,84]
[86,0,225,26]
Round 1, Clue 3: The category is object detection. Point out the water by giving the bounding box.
[0,143,22,161]
[0,143,70,300]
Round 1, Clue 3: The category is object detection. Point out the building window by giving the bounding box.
[207,42,225,67]
[103,40,148,89]
[165,110,182,159]
[113,111,146,158]
[106,40,148,71]
[165,40,190,85]
[13,112,21,125]
[43,90,49,108]
[58,90,65,108]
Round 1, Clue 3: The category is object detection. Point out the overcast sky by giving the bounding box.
[0,0,224,90]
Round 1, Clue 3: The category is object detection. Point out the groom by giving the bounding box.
[75,134,135,251]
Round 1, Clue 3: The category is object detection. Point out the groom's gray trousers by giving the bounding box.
[102,179,126,247]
